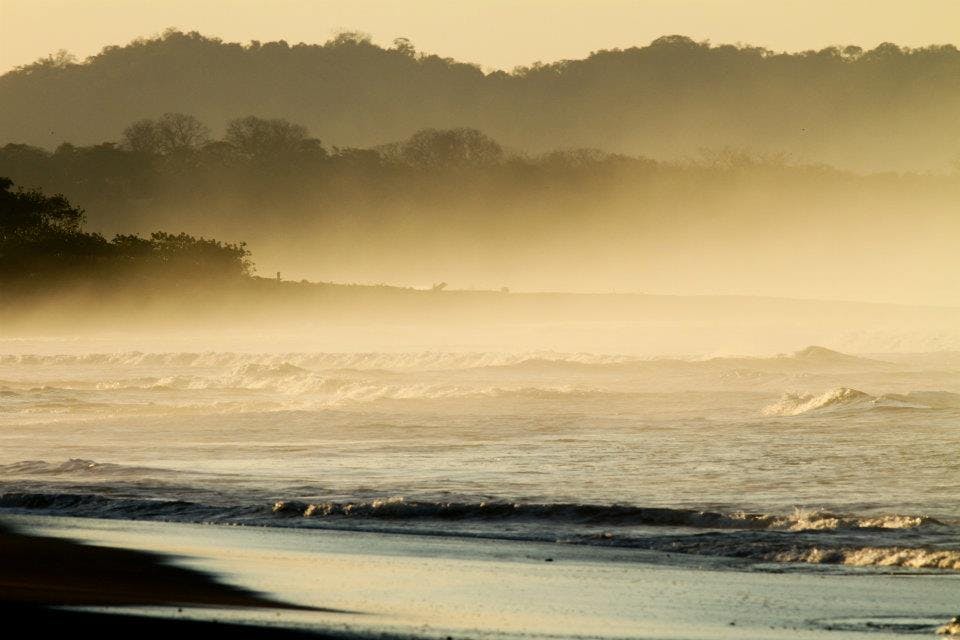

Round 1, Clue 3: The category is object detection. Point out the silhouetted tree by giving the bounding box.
[6,30,960,171]
[224,116,324,161]
[157,231,250,273]
[392,37,416,58]
[1,123,958,299]
[122,113,209,156]
[0,176,84,240]
[0,177,251,285]
[396,128,503,168]
[122,119,162,155]
[15,49,76,72]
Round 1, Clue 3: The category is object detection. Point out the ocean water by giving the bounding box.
[1,345,959,573]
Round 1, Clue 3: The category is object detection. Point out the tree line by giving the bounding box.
[2,116,957,250]
[0,115,866,243]
[0,176,251,290]
[2,30,960,172]
[2,119,957,304]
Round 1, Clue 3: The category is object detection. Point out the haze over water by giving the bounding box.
[2,2,960,637]
[2,343,959,574]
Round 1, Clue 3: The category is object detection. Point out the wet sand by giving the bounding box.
[0,520,301,608]
[0,519,338,637]
[6,514,959,639]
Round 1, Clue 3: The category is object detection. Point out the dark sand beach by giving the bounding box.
[0,520,338,638]
[2,514,957,639]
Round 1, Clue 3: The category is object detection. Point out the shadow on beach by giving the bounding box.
[0,519,349,637]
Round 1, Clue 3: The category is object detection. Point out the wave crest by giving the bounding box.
[2,491,954,571]
[0,458,178,477]
[0,345,900,373]
[0,351,635,371]
[733,507,943,531]
[774,546,960,571]
[270,499,941,532]
[763,388,960,416]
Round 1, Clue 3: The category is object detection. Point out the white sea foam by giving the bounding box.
[734,507,942,531]
[762,387,874,415]
[0,350,637,371]
[776,546,960,571]
[0,345,908,373]
[938,616,960,636]
[762,387,960,415]
[0,458,179,477]
[3,487,956,572]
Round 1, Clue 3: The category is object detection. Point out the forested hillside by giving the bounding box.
[3,30,959,172]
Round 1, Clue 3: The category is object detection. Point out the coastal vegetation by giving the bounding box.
[0,176,251,292]
[3,30,960,172]
[2,115,959,306]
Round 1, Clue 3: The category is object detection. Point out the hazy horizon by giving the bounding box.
[3,0,960,75]
[2,3,959,307]
[3,5,960,638]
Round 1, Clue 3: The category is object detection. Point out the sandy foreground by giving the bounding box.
[2,514,958,639]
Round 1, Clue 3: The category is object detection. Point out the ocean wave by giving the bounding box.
[762,388,874,415]
[270,498,763,526]
[25,372,623,402]
[775,546,960,571]
[762,388,960,416]
[0,486,941,532]
[0,351,636,371]
[734,507,944,531]
[270,500,944,532]
[938,616,960,636]
[616,532,960,571]
[880,390,960,409]
[785,346,883,365]
[0,458,180,477]
[1,491,954,571]
[0,345,900,373]
[0,492,259,520]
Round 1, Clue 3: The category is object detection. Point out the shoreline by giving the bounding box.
[5,513,959,639]
[0,518,345,637]
[0,519,309,609]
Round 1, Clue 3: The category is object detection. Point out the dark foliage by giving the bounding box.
[2,30,960,171]
[1,118,958,301]
[0,178,251,286]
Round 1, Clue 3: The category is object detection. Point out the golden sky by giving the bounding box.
[2,0,958,73]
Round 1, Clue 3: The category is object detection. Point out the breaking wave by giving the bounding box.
[0,484,943,531]
[0,345,899,374]
[268,500,945,532]
[0,351,636,371]
[762,387,874,415]
[0,458,180,477]
[1,488,954,571]
[762,388,960,416]
[621,532,960,571]
[773,546,960,571]
[6,368,625,404]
